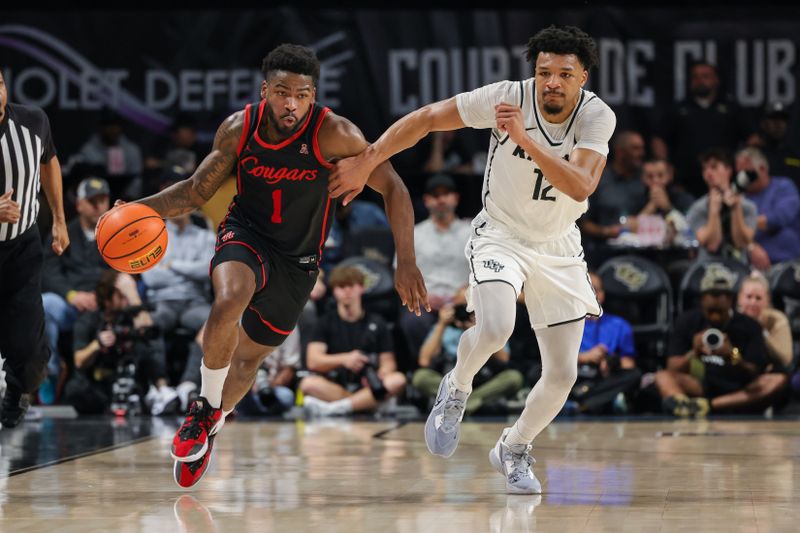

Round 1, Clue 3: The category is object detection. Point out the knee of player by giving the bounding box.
[478,318,515,350]
[210,288,251,319]
[542,365,577,391]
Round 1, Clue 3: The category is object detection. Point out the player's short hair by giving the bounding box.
[525,25,599,70]
[328,265,365,288]
[699,147,733,168]
[262,44,320,85]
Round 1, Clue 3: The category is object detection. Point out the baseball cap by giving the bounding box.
[77,177,110,200]
[700,275,734,294]
[424,174,457,194]
[763,101,790,119]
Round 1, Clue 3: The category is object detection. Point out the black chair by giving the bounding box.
[677,259,751,313]
[597,255,673,365]
[767,260,800,365]
[347,226,395,268]
[337,256,398,324]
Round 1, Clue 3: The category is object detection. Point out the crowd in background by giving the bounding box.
[28,61,800,420]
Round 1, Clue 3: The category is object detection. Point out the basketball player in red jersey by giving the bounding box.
[118,44,429,487]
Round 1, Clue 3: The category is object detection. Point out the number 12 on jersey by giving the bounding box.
[271,189,283,223]
[532,169,556,202]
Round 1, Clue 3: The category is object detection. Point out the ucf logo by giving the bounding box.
[613,262,648,291]
[702,263,737,288]
[483,260,505,273]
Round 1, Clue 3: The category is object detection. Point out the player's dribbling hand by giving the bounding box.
[495,102,526,146]
[328,155,371,206]
[395,261,430,316]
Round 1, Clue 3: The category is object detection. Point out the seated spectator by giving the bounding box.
[737,272,793,370]
[412,302,523,415]
[398,174,472,356]
[64,271,178,416]
[238,328,301,416]
[143,115,207,196]
[321,198,388,271]
[75,110,143,199]
[655,275,787,416]
[299,265,406,416]
[736,147,800,270]
[41,177,112,403]
[637,158,695,246]
[687,148,757,265]
[570,273,642,414]
[580,131,646,244]
[140,184,215,338]
[746,102,800,186]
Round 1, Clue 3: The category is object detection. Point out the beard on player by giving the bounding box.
[267,105,310,137]
[542,89,567,115]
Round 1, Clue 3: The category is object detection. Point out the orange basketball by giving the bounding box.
[96,203,168,273]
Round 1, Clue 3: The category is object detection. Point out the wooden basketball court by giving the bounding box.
[1,417,798,532]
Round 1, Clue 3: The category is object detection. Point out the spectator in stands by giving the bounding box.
[76,109,143,199]
[736,147,800,270]
[422,131,477,174]
[652,62,752,197]
[145,113,205,174]
[747,102,800,186]
[398,173,472,356]
[321,197,388,271]
[737,272,793,370]
[300,265,406,416]
[140,179,215,338]
[636,158,695,247]
[687,148,757,264]
[655,275,787,416]
[64,271,178,415]
[238,328,300,416]
[41,177,111,401]
[413,300,523,415]
[571,273,641,414]
[580,131,647,243]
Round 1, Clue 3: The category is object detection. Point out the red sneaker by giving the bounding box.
[171,397,223,462]
[173,434,216,488]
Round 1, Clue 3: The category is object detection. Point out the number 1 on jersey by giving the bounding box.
[271,189,282,223]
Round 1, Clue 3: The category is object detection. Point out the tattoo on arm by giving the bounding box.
[139,113,242,218]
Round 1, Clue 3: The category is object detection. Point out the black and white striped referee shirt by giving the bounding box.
[0,102,57,241]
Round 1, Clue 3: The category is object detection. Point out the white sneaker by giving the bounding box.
[176,382,198,412]
[303,396,333,417]
[488,428,542,494]
[424,371,469,458]
[151,386,179,416]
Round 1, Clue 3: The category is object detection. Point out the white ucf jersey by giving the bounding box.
[456,79,616,243]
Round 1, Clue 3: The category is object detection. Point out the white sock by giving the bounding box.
[503,425,530,447]
[329,398,353,415]
[451,282,517,394]
[200,360,230,409]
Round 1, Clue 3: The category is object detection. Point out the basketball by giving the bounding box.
[96,203,168,273]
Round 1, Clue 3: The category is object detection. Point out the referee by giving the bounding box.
[0,68,69,427]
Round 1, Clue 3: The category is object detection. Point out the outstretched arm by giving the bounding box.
[135,112,244,217]
[319,113,430,315]
[328,98,466,205]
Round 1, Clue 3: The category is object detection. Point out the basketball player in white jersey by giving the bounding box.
[330,26,616,493]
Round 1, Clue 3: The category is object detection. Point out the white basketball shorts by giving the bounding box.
[464,217,601,330]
